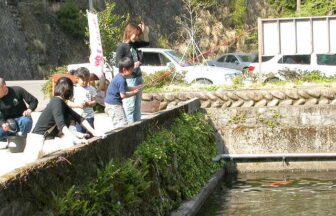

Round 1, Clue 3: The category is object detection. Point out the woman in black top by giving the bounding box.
[115,22,149,123]
[25,77,104,161]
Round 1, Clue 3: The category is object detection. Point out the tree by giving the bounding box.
[87,1,128,60]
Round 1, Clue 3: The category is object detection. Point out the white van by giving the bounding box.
[248,53,336,80]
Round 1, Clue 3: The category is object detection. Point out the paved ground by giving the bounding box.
[6,80,49,111]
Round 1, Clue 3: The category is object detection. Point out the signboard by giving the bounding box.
[87,11,104,78]
[259,16,336,55]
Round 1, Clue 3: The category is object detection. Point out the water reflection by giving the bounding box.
[197,172,336,216]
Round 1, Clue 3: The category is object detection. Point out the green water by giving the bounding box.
[197,172,336,216]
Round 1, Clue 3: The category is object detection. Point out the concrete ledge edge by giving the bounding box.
[170,169,225,216]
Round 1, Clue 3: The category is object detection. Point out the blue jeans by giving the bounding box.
[0,116,33,141]
[76,117,94,135]
[123,76,143,124]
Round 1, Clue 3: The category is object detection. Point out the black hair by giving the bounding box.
[118,57,134,73]
[75,67,90,79]
[54,77,74,100]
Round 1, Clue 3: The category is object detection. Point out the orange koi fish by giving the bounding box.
[270,181,293,186]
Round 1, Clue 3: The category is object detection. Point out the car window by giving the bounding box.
[217,56,226,62]
[142,52,162,66]
[253,56,274,62]
[159,53,170,65]
[225,55,238,63]
[238,55,254,62]
[278,55,311,64]
[165,50,195,66]
[317,54,336,66]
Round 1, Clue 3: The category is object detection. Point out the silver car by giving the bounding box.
[206,53,257,71]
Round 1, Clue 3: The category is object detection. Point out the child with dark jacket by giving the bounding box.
[104,57,143,129]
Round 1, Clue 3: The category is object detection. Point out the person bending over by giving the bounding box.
[0,77,38,143]
[24,77,104,161]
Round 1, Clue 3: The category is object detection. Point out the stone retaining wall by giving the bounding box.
[142,87,336,111]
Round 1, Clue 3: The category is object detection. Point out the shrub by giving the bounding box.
[143,69,186,89]
[56,0,87,38]
[41,66,68,98]
[48,112,222,216]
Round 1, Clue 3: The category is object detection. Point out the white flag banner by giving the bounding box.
[87,11,104,78]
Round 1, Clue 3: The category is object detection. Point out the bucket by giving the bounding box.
[8,136,26,153]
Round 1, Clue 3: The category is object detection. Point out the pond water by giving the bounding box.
[197,172,336,216]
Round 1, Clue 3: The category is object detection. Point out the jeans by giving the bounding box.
[0,116,33,141]
[123,76,143,124]
[76,117,94,135]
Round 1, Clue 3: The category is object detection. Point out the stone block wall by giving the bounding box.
[142,87,336,110]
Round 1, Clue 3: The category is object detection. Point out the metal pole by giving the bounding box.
[89,0,93,11]
[297,0,301,11]
[257,18,263,84]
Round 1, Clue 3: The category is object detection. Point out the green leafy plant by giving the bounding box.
[229,112,247,124]
[48,113,222,215]
[257,109,282,128]
[143,69,186,90]
[41,66,68,98]
[86,2,128,60]
[56,0,87,38]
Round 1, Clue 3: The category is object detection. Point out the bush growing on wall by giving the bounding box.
[48,112,222,215]
[56,0,87,38]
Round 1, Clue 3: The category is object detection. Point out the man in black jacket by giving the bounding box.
[0,77,38,142]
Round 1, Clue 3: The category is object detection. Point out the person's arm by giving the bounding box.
[19,87,38,116]
[115,44,127,67]
[120,84,143,99]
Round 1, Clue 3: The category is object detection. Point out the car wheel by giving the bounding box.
[195,78,213,85]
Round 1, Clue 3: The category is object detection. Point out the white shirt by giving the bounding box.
[72,84,97,118]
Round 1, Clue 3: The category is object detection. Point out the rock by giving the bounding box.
[331,99,336,105]
[164,93,175,102]
[321,89,336,100]
[285,90,299,100]
[227,92,239,101]
[167,101,178,109]
[235,91,249,101]
[206,92,218,101]
[201,100,211,108]
[255,99,267,107]
[267,99,279,107]
[279,99,293,106]
[176,93,187,101]
[318,98,329,105]
[306,89,320,98]
[262,91,273,100]
[305,98,318,105]
[222,101,232,107]
[214,92,229,101]
[196,92,208,100]
[231,101,244,107]
[153,93,164,102]
[247,92,263,101]
[271,90,286,100]
[211,100,223,108]
[142,93,153,101]
[141,100,160,113]
[294,98,306,105]
[159,102,168,110]
[298,90,310,99]
[242,100,255,107]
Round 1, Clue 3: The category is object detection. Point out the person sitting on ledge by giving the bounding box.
[24,77,105,161]
[0,77,38,146]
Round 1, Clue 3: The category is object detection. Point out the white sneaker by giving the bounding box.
[8,142,17,148]
[0,141,8,149]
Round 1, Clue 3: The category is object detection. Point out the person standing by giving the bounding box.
[105,57,143,129]
[67,67,97,137]
[115,21,149,123]
[0,77,38,142]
